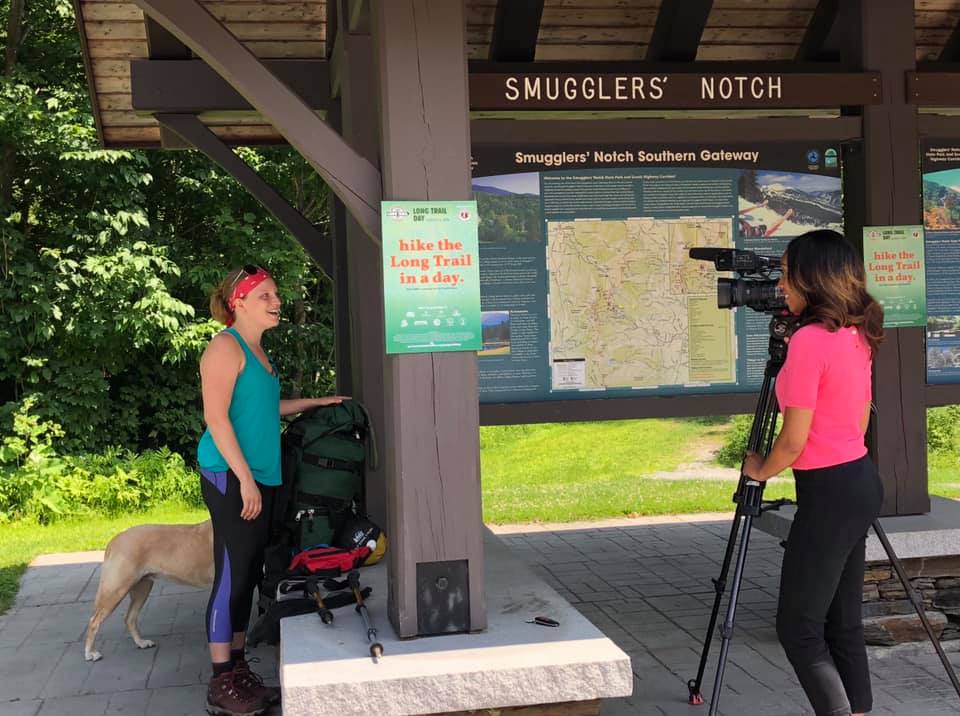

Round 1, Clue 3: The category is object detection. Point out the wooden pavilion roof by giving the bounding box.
[74,0,960,149]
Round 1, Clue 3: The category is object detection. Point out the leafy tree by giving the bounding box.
[0,0,335,456]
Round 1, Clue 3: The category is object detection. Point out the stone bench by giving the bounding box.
[280,530,633,715]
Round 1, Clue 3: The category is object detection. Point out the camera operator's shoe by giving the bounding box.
[206,669,267,715]
[233,656,281,706]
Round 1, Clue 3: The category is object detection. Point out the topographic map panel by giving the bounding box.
[547,218,735,390]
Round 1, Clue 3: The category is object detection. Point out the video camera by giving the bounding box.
[689,248,785,313]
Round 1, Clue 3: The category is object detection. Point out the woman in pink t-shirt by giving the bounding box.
[742,229,884,716]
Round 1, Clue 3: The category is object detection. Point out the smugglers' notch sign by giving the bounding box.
[469,72,881,110]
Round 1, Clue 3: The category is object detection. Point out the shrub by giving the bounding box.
[928,406,960,454]
[0,448,201,524]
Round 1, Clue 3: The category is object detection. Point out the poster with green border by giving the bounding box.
[381,201,481,354]
[863,225,927,328]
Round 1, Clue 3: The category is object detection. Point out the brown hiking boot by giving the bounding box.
[206,670,267,715]
[233,656,281,707]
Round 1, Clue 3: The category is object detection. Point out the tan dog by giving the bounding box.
[84,520,214,661]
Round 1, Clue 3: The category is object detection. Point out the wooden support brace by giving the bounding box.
[155,113,333,276]
[131,0,382,243]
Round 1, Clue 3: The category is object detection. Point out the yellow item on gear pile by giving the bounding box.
[364,532,388,566]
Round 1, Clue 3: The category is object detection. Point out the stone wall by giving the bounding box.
[863,556,960,646]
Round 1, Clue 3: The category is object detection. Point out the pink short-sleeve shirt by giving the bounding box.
[774,323,872,470]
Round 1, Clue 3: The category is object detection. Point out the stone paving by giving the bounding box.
[1,514,959,715]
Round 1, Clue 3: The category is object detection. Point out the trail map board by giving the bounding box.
[472,143,843,404]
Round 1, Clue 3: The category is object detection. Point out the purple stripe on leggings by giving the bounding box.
[200,468,228,495]
[208,545,232,643]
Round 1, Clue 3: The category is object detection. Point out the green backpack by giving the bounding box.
[278,400,375,551]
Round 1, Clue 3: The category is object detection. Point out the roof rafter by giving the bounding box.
[144,18,191,148]
[796,0,841,62]
[939,17,960,62]
[646,0,713,62]
[488,0,544,63]
[131,0,381,242]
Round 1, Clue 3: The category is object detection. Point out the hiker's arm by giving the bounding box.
[200,335,253,483]
[742,407,812,482]
[279,395,351,417]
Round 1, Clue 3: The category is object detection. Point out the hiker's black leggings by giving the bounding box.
[776,455,884,716]
[201,469,276,644]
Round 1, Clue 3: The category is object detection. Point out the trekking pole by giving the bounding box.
[347,570,383,660]
[305,576,334,624]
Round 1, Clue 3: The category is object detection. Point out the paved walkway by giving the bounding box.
[2,514,959,715]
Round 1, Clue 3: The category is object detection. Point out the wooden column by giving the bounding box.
[325,100,354,396]
[843,0,929,515]
[373,0,486,637]
[335,0,387,527]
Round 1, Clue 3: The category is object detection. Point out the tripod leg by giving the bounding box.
[707,512,757,716]
[872,520,960,699]
[689,367,779,705]
[688,504,746,704]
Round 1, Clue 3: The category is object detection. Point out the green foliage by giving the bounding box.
[475,191,543,243]
[0,446,201,525]
[928,406,960,454]
[715,414,754,467]
[0,0,336,457]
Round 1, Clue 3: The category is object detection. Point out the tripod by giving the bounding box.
[686,314,960,714]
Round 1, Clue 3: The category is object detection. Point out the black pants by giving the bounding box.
[201,469,276,644]
[776,455,884,716]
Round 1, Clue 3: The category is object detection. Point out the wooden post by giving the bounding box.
[335,0,388,527]
[843,0,929,515]
[325,100,354,396]
[373,0,486,636]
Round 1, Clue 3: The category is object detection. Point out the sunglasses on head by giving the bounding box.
[229,264,264,291]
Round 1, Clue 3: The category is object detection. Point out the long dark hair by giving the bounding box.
[784,229,884,355]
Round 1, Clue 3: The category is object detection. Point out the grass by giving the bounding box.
[2,421,957,614]
[930,451,960,500]
[479,417,798,523]
[0,501,208,616]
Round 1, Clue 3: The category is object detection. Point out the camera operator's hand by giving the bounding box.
[742,451,769,482]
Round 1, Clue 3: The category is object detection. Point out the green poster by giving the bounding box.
[381,201,482,354]
[862,225,927,328]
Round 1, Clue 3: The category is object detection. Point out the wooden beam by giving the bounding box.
[131,0,382,243]
[646,0,713,62]
[144,17,190,59]
[908,72,960,106]
[349,0,369,33]
[796,0,840,61]
[336,0,387,526]
[469,71,881,111]
[143,17,192,148]
[155,113,333,276]
[481,393,761,426]
[919,113,960,137]
[841,0,927,516]
[471,116,863,145]
[488,0,544,62]
[939,16,960,62]
[927,384,960,407]
[131,60,332,113]
[374,0,485,638]
[125,57,882,115]
[325,99,353,397]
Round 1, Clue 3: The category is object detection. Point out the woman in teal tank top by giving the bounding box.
[197,265,347,715]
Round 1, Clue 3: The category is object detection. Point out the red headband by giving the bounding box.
[225,268,271,326]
